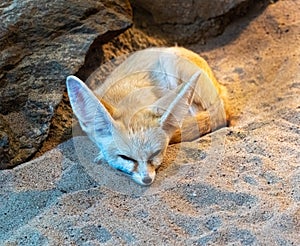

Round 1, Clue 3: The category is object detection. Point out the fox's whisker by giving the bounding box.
[93,152,103,163]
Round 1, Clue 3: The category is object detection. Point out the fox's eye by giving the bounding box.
[118,155,136,162]
[149,149,162,160]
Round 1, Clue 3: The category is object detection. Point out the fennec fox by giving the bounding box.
[66,47,229,186]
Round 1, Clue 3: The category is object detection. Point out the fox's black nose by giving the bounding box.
[142,176,153,185]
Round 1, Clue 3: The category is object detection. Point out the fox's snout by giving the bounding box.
[141,176,153,185]
[133,172,156,186]
[131,162,157,186]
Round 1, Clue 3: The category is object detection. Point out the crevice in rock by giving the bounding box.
[33,90,81,159]
[80,7,100,21]
[76,29,131,81]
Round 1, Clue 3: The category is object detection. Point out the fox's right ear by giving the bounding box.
[66,75,115,138]
[153,71,201,136]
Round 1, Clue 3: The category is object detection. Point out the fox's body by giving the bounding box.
[67,47,229,185]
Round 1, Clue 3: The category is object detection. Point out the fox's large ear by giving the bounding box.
[154,71,201,135]
[66,75,115,138]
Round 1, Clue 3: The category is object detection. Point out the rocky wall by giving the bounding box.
[0,0,132,168]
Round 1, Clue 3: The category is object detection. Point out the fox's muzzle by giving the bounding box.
[132,162,156,186]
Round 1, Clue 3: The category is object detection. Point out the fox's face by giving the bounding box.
[97,125,168,185]
[66,72,200,185]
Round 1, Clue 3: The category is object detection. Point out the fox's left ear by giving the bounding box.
[154,71,201,136]
[66,75,116,139]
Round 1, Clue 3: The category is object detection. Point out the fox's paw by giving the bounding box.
[93,152,103,163]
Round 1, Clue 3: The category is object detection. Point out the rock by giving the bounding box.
[133,0,246,24]
[131,0,272,44]
[0,0,132,168]
[0,115,19,166]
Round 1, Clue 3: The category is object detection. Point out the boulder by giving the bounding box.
[131,0,271,43]
[133,0,248,24]
[0,0,132,168]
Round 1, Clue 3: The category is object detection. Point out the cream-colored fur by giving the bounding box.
[66,47,229,185]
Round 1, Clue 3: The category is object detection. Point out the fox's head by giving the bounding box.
[66,72,200,185]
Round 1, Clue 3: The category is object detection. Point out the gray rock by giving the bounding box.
[131,0,272,44]
[133,0,247,24]
[0,0,132,168]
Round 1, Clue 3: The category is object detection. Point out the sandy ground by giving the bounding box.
[1,1,299,245]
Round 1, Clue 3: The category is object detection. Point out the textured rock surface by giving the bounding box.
[0,0,132,168]
[131,0,271,44]
[1,1,299,245]
[132,0,248,24]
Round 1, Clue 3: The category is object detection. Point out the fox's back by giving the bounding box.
[94,47,225,115]
[89,47,228,142]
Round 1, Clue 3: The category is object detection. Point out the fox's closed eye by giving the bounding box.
[118,155,137,162]
[149,149,162,160]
